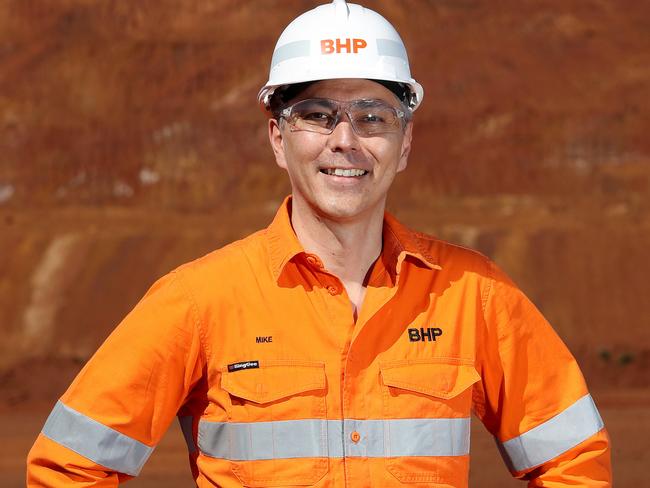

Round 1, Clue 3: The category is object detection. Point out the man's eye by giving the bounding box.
[302,112,332,121]
[366,114,382,122]
[358,113,385,123]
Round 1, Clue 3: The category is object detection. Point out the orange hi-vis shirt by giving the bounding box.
[28,198,611,487]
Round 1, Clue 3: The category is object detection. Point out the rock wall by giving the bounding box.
[1,0,648,208]
[0,0,648,403]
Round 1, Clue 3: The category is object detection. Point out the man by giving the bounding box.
[28,1,611,486]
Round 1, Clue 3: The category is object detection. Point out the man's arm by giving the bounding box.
[473,260,611,486]
[27,271,205,486]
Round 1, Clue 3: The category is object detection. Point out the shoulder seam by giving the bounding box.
[170,270,210,365]
[481,258,495,315]
[413,230,491,261]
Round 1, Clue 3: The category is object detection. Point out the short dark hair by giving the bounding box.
[269,82,314,119]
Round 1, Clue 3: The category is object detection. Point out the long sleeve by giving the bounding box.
[27,270,206,486]
[474,260,612,486]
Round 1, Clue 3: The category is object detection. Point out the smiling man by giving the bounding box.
[28,1,611,487]
[267,79,413,319]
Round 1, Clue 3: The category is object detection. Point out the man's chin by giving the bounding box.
[311,197,381,223]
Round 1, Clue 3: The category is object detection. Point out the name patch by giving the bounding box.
[227,360,260,372]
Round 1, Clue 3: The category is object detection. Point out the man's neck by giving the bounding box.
[290,197,384,288]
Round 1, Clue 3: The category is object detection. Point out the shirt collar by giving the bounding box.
[266,196,441,284]
[266,196,305,282]
[382,211,442,275]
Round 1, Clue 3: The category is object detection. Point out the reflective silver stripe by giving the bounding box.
[376,38,408,59]
[199,417,470,461]
[41,400,154,476]
[178,416,197,454]
[384,418,470,457]
[199,419,328,461]
[271,40,311,66]
[271,37,406,67]
[327,419,344,458]
[498,394,605,472]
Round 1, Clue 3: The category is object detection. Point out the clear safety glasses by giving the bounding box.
[280,98,408,137]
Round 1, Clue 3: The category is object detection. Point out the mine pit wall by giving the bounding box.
[1,202,648,399]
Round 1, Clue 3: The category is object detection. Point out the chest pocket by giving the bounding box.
[220,360,328,487]
[380,359,480,485]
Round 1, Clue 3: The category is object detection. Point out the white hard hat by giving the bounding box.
[258,0,424,111]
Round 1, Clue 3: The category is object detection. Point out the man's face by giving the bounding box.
[268,79,412,222]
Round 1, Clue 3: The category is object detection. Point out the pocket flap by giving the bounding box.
[221,360,326,404]
[380,360,480,400]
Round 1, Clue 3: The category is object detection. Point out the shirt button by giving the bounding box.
[305,254,324,269]
[350,431,361,443]
[327,285,339,295]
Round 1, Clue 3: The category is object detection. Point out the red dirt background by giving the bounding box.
[1,1,648,486]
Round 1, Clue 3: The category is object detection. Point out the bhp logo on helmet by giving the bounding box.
[321,38,367,54]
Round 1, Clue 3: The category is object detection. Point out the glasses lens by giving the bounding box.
[349,100,401,136]
[288,99,337,133]
[283,98,404,137]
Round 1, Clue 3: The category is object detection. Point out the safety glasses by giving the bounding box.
[280,98,408,137]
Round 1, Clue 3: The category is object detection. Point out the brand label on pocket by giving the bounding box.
[228,360,260,372]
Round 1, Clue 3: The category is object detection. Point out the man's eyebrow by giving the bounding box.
[356,99,392,105]
[309,99,335,106]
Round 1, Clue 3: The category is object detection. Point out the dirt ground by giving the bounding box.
[5,389,647,487]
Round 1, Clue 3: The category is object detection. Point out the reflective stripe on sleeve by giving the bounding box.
[198,417,470,461]
[498,394,605,472]
[41,400,154,476]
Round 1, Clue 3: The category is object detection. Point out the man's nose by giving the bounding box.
[326,112,360,152]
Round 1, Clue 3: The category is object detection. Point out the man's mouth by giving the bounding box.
[320,168,369,177]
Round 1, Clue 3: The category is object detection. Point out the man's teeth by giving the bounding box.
[322,168,368,177]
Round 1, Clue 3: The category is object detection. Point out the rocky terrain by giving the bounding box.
[1,1,648,486]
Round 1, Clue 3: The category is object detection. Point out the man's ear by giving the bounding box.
[397,121,413,173]
[268,118,288,170]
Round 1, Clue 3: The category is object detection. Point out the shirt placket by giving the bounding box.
[303,251,402,485]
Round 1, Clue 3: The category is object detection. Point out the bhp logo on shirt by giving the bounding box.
[321,38,368,54]
[408,327,443,342]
